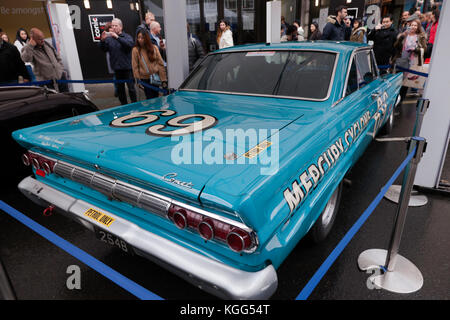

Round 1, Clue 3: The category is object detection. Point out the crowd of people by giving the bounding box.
[0,5,442,103]
[0,26,68,92]
[280,4,440,99]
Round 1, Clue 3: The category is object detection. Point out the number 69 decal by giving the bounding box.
[110,109,218,136]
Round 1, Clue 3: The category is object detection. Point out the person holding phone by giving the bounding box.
[367,14,398,71]
[99,18,137,105]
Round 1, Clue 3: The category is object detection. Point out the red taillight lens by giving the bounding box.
[226,229,252,253]
[172,210,187,229]
[198,220,214,240]
[32,158,40,170]
[168,204,255,252]
[22,154,30,166]
[23,152,56,174]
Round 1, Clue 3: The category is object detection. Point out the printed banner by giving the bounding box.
[88,14,115,42]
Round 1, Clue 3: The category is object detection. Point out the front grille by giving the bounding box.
[53,161,170,217]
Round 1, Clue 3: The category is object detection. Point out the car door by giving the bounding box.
[353,49,389,153]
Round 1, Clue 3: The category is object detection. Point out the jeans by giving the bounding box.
[45,72,69,93]
[140,79,159,100]
[115,69,137,105]
[26,65,36,82]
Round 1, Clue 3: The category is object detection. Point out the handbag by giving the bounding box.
[140,51,161,86]
[402,49,428,89]
[395,57,410,71]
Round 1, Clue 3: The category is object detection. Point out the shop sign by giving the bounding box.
[88,14,115,42]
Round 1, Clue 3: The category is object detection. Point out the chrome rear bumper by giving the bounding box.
[18,176,278,300]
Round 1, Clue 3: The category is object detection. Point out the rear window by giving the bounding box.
[180,50,337,100]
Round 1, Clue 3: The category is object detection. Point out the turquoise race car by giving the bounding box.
[13,41,402,299]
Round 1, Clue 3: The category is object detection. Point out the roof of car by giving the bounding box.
[217,41,370,54]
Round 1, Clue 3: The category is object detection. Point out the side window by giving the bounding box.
[346,59,358,96]
[355,50,375,88]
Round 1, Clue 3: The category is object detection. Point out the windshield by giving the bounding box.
[180,50,337,100]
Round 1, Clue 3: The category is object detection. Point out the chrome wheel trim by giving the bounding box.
[321,187,339,226]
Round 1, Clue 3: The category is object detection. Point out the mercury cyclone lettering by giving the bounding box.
[284,108,375,214]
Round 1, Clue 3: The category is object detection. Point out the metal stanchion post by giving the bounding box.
[0,258,16,300]
[383,98,430,207]
[358,136,426,293]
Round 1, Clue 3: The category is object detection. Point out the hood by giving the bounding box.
[327,15,337,24]
[13,91,307,204]
[353,27,366,33]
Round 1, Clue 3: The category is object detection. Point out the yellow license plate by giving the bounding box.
[84,208,115,227]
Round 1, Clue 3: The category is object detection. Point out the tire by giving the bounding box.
[378,108,395,136]
[309,182,343,243]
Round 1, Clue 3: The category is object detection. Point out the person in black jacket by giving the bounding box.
[187,24,205,72]
[100,18,136,105]
[321,6,348,41]
[0,37,30,84]
[367,15,398,72]
[308,22,322,40]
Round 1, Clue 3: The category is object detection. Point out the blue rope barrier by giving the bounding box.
[138,80,169,95]
[377,64,429,78]
[57,79,134,85]
[394,65,429,78]
[296,146,417,300]
[0,200,163,301]
[0,80,53,87]
[0,78,170,94]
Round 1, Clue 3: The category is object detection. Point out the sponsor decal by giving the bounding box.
[283,92,389,214]
[243,140,272,159]
[84,208,115,227]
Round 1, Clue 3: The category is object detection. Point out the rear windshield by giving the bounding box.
[180,50,336,100]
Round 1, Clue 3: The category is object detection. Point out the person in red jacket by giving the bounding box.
[425,8,439,63]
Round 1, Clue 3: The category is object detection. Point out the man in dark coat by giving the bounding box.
[321,5,348,41]
[367,15,398,71]
[100,18,136,105]
[187,25,205,72]
[0,36,30,84]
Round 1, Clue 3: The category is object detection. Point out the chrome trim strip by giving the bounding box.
[179,49,340,102]
[18,176,277,300]
[31,151,256,249]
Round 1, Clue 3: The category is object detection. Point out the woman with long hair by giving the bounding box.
[13,28,35,81]
[308,22,321,40]
[350,19,366,43]
[216,19,233,49]
[393,19,427,100]
[132,29,167,99]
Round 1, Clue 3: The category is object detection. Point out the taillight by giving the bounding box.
[198,219,214,240]
[172,210,188,229]
[21,154,30,166]
[226,229,252,253]
[22,151,56,175]
[168,204,255,253]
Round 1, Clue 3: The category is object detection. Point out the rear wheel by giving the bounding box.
[309,182,343,243]
[378,109,395,136]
